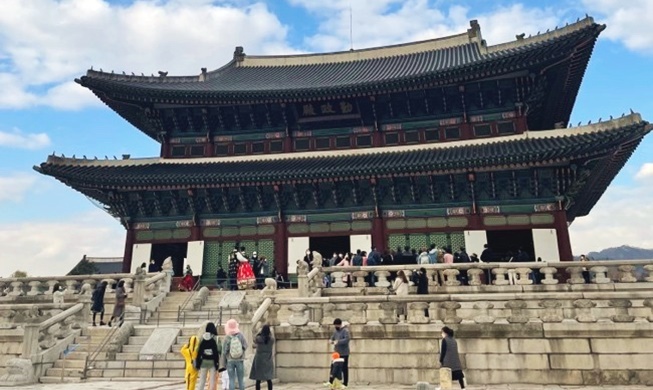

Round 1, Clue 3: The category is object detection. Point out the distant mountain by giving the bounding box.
[583,245,653,260]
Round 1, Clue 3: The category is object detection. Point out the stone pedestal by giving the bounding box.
[492,269,509,286]
[439,367,452,389]
[473,301,495,324]
[566,267,585,284]
[618,265,637,283]
[379,302,398,324]
[506,300,529,324]
[515,268,533,285]
[644,265,653,283]
[288,304,309,326]
[348,303,367,324]
[374,271,391,288]
[467,269,483,286]
[539,300,563,322]
[590,266,610,284]
[331,272,346,288]
[573,299,597,322]
[408,302,430,324]
[540,267,559,285]
[609,299,635,322]
[441,301,462,324]
[442,269,461,286]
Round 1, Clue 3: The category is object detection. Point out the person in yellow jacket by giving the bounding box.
[181,335,199,390]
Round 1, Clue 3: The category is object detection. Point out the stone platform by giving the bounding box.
[14,381,653,390]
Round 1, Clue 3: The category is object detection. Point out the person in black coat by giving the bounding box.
[228,252,239,291]
[91,281,108,326]
[416,268,429,317]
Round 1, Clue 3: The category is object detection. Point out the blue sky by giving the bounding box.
[0,0,651,276]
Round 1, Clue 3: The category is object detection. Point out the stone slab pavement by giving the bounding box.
[13,381,652,390]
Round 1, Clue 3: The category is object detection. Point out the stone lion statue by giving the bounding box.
[311,251,323,269]
[0,358,36,386]
[296,258,309,275]
[260,278,278,295]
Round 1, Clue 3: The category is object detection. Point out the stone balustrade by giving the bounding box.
[0,273,135,300]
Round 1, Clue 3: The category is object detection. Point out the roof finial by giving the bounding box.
[349,1,354,51]
[158,71,168,77]
[234,46,245,62]
[630,108,635,114]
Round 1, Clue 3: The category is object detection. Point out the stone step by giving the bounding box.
[121,345,143,353]
[40,376,82,384]
[115,352,139,360]
[53,359,86,369]
[128,335,151,344]
[45,367,84,378]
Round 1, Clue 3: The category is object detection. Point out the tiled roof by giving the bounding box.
[76,18,604,100]
[35,115,650,190]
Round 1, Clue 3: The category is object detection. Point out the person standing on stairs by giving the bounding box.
[439,326,465,389]
[108,280,126,327]
[181,334,199,390]
[329,318,350,387]
[91,281,108,326]
[195,322,222,390]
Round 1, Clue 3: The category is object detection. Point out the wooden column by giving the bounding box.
[274,220,288,277]
[121,228,135,273]
[190,225,201,241]
[554,211,573,261]
[372,216,386,250]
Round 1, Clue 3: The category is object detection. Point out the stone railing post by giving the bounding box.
[132,273,146,307]
[540,267,559,285]
[539,300,564,322]
[297,275,309,297]
[589,266,610,284]
[26,281,42,296]
[644,265,653,282]
[379,302,398,324]
[467,269,483,286]
[505,300,529,323]
[618,266,637,283]
[9,281,24,297]
[427,269,440,288]
[441,301,462,324]
[442,269,461,286]
[21,324,40,358]
[79,294,93,324]
[609,299,635,322]
[330,272,346,288]
[566,266,585,284]
[644,299,653,322]
[374,270,391,288]
[64,280,77,295]
[352,271,368,288]
[408,302,430,324]
[46,280,59,295]
[573,299,597,322]
[288,304,309,326]
[348,303,367,324]
[321,303,336,326]
[473,302,495,324]
[492,269,509,286]
[515,268,533,285]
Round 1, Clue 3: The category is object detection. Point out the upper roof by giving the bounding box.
[35,114,651,220]
[77,17,603,102]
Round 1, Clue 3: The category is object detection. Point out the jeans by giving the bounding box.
[196,366,216,390]
[227,359,245,390]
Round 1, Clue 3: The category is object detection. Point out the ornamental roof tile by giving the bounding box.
[35,114,650,190]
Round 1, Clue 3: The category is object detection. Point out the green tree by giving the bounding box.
[68,259,99,276]
[11,270,28,278]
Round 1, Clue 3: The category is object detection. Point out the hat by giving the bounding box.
[253,251,257,255]
[332,352,340,360]
[224,319,240,336]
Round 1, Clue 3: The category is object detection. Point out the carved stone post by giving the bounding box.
[288,304,309,326]
[566,267,585,284]
[378,302,398,324]
[64,280,77,295]
[21,324,40,358]
[9,281,24,297]
[374,271,391,288]
[539,300,564,322]
[573,299,597,322]
[467,269,483,286]
[439,367,453,390]
[352,271,368,288]
[441,301,462,324]
[505,300,529,323]
[308,303,323,324]
[428,302,440,322]
[609,299,635,322]
[132,273,146,307]
[297,267,309,297]
[442,269,461,286]
[26,281,41,296]
[46,280,59,295]
[515,268,533,285]
[348,303,368,324]
[644,299,653,322]
[80,294,93,324]
[540,267,559,285]
[492,269,509,286]
[589,266,610,284]
[644,265,653,282]
[408,302,430,324]
[472,302,495,324]
[618,266,637,283]
[321,303,336,325]
[266,303,281,326]
[427,269,440,288]
[330,272,346,288]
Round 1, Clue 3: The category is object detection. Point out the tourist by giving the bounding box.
[417,268,429,317]
[352,250,363,266]
[439,326,465,389]
[223,319,248,390]
[229,252,239,291]
[329,318,350,387]
[336,254,351,287]
[580,254,591,283]
[148,259,158,273]
[249,324,275,390]
[180,265,195,291]
[324,352,346,389]
[428,244,438,264]
[180,334,199,390]
[304,249,314,271]
[52,283,65,305]
[216,265,228,290]
[455,247,471,285]
[139,262,148,273]
[108,280,126,327]
[271,266,286,289]
[256,257,269,290]
[443,248,454,264]
[236,247,256,290]
[392,270,409,320]
[91,281,108,326]
[329,253,339,267]
[195,322,221,390]
[418,248,430,265]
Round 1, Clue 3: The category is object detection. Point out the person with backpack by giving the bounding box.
[223,319,248,390]
[195,322,221,390]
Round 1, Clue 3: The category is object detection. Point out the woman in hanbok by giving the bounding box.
[180,265,195,291]
[236,249,256,290]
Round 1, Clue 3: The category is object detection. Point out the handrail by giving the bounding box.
[39,303,83,330]
[82,324,121,379]
[177,278,202,321]
[144,272,166,287]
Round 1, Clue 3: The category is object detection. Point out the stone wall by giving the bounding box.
[274,321,653,386]
[0,329,22,378]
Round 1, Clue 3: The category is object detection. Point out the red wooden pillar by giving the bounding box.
[121,228,135,273]
[274,220,288,277]
[372,216,386,250]
[190,225,201,241]
[554,211,573,261]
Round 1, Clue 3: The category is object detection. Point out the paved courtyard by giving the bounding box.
[14,381,653,390]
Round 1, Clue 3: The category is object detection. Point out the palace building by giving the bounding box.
[36,17,651,280]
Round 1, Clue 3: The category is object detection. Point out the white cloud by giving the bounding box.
[635,162,653,180]
[289,1,563,52]
[584,0,653,53]
[570,180,653,254]
[0,128,51,149]
[0,0,292,110]
[0,173,37,202]
[0,210,125,277]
